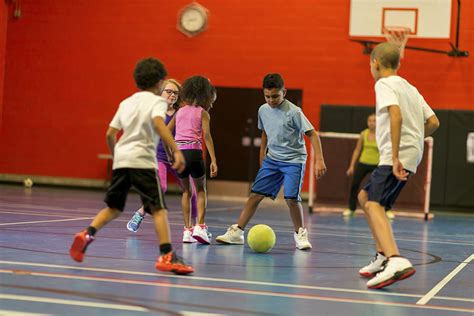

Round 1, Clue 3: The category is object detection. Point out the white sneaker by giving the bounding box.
[216,224,244,245]
[386,210,396,220]
[192,224,211,245]
[342,209,355,217]
[366,257,416,289]
[359,252,387,277]
[182,227,196,243]
[294,227,312,250]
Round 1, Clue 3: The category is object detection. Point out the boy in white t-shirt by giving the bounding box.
[358,43,439,289]
[69,58,194,275]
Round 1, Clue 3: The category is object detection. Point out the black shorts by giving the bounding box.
[104,168,166,214]
[362,165,409,209]
[178,149,205,179]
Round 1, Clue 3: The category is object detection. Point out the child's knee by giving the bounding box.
[358,190,368,207]
[285,198,299,207]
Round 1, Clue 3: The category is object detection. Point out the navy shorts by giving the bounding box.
[104,168,166,214]
[362,165,409,209]
[178,149,206,179]
[251,157,305,201]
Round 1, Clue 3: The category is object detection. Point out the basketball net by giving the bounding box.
[382,26,411,58]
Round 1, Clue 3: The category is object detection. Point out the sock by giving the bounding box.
[86,226,97,236]
[160,243,172,255]
[389,254,402,258]
[237,225,244,231]
[378,251,385,257]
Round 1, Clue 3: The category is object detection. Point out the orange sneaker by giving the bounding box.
[69,230,94,262]
[155,251,194,275]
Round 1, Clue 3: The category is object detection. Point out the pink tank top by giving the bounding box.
[175,105,203,150]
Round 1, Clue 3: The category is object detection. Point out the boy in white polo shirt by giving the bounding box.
[358,43,440,289]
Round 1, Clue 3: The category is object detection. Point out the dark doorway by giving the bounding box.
[209,87,303,184]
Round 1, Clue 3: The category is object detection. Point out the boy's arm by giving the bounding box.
[347,132,363,176]
[202,111,218,178]
[153,116,185,173]
[388,105,409,181]
[259,131,268,166]
[106,127,119,156]
[305,129,327,179]
[424,114,440,137]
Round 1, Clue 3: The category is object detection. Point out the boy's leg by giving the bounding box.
[215,193,264,245]
[237,193,266,228]
[216,158,281,245]
[71,169,129,262]
[286,199,312,250]
[286,199,303,231]
[150,207,194,275]
[358,190,383,252]
[360,166,415,288]
[364,201,399,256]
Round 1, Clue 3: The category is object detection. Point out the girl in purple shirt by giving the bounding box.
[127,79,198,233]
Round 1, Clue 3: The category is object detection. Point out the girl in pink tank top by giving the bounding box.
[169,76,218,244]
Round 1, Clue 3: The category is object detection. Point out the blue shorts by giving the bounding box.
[251,157,305,201]
[362,165,409,209]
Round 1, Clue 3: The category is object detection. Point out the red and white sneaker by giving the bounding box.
[155,251,194,275]
[192,224,211,244]
[69,230,95,262]
[183,227,197,243]
[359,252,387,277]
[367,256,416,289]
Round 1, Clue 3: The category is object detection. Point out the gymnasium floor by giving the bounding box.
[0,183,473,315]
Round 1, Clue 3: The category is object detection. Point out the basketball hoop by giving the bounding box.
[382,26,411,58]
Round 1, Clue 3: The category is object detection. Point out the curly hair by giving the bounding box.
[133,58,167,90]
[160,78,182,110]
[180,76,215,109]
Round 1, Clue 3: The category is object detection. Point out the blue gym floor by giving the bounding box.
[0,184,473,315]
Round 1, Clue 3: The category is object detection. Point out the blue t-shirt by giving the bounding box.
[257,99,314,163]
[156,112,176,163]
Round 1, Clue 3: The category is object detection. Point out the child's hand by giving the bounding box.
[210,161,218,178]
[392,158,408,181]
[315,159,327,179]
[172,150,186,173]
[346,166,354,176]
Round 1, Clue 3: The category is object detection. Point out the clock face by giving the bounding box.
[181,8,205,32]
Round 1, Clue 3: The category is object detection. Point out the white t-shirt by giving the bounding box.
[375,76,435,173]
[109,91,167,169]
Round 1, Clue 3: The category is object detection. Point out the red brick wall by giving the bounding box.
[0,0,472,182]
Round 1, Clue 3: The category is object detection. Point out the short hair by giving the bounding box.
[370,42,400,69]
[181,75,215,108]
[134,58,167,90]
[160,78,182,110]
[262,73,284,89]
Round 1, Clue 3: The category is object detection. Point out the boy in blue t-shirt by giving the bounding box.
[216,73,326,250]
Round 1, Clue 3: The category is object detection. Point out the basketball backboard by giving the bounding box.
[349,0,452,39]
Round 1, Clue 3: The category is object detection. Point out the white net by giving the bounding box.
[308,132,433,220]
[382,26,411,58]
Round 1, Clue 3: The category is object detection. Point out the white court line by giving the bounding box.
[0,310,52,316]
[416,254,474,305]
[0,217,94,226]
[0,269,472,313]
[0,294,148,312]
[0,210,85,218]
[0,260,472,303]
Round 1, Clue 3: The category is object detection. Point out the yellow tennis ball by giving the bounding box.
[247,224,276,253]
